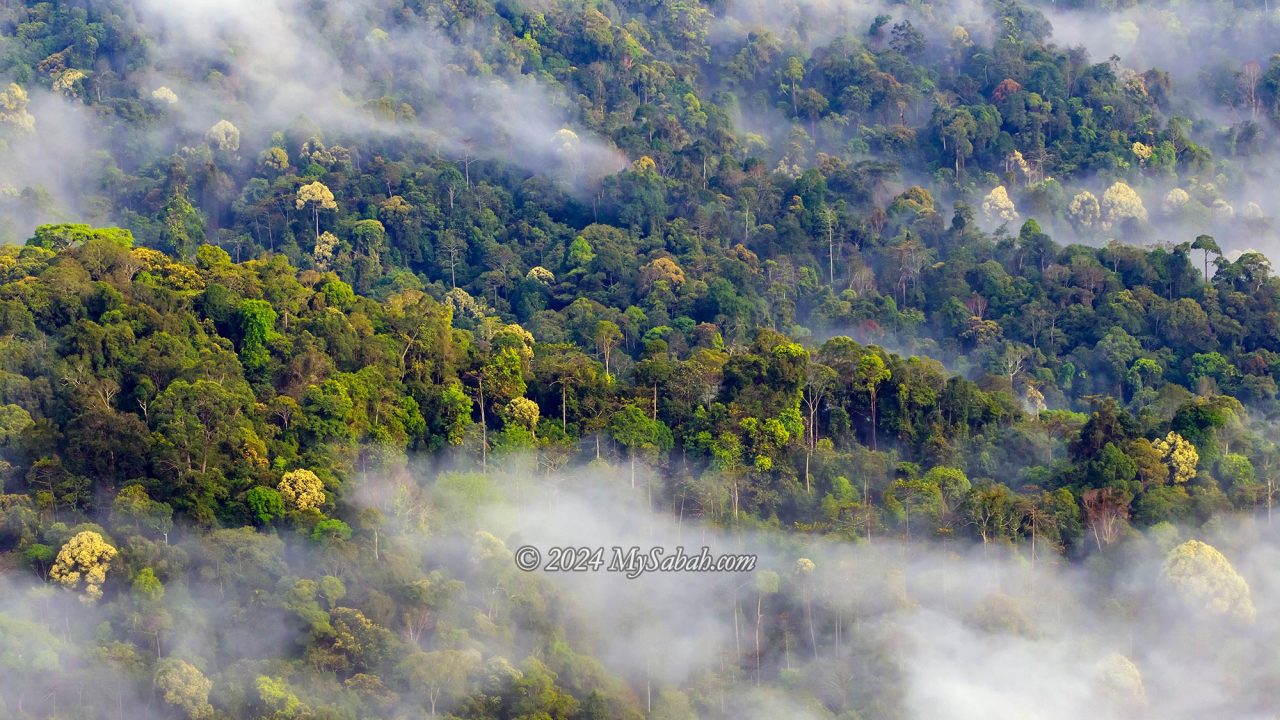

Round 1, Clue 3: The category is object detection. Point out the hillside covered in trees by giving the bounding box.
[1,0,1280,718]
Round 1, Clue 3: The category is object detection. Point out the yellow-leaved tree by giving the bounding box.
[500,397,541,435]
[1069,190,1101,231]
[279,469,325,511]
[312,230,339,271]
[154,658,214,720]
[1102,181,1148,226]
[206,119,240,154]
[1162,187,1190,214]
[1151,431,1198,484]
[296,181,337,240]
[981,185,1018,224]
[1162,539,1255,622]
[526,266,555,284]
[640,256,686,291]
[50,530,118,602]
[0,83,35,132]
[152,86,178,105]
[1095,653,1147,714]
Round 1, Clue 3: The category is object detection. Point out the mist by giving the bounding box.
[0,88,117,243]
[478,468,1278,719]
[126,0,626,186]
[71,460,1249,719]
[0,463,1272,718]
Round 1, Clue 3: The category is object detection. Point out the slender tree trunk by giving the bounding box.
[806,589,817,660]
[1030,515,1038,569]
[478,379,487,473]
[732,588,741,671]
[646,657,652,713]
[755,593,764,685]
[864,475,872,543]
[869,388,879,450]
[1259,474,1269,525]
[828,227,835,286]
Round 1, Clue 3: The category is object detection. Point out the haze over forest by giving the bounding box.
[1,0,1280,718]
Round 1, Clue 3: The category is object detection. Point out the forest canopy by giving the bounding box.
[0,0,1279,718]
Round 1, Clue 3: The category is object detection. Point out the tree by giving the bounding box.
[801,362,836,491]
[0,614,61,713]
[313,230,340,271]
[323,607,394,674]
[246,486,284,525]
[963,483,1018,544]
[940,108,976,179]
[279,468,325,511]
[256,675,305,717]
[440,230,466,288]
[206,119,240,154]
[890,20,925,58]
[27,224,134,251]
[1102,181,1147,227]
[238,299,278,371]
[1191,234,1221,285]
[1082,487,1130,550]
[853,353,891,449]
[1095,329,1141,396]
[754,570,780,685]
[1095,653,1147,715]
[1152,431,1199,484]
[536,344,599,433]
[1162,539,1255,622]
[155,658,214,720]
[111,485,174,541]
[296,181,337,240]
[0,83,34,132]
[886,478,943,539]
[924,465,971,516]
[594,320,622,378]
[640,257,686,292]
[259,146,288,173]
[982,186,1018,224]
[51,530,118,602]
[473,349,529,471]
[313,518,352,544]
[401,649,479,716]
[818,204,840,285]
[609,404,673,489]
[567,234,595,268]
[1127,358,1163,400]
[152,379,248,475]
[500,397,540,436]
[1069,190,1101,232]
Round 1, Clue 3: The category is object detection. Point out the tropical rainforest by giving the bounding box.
[0,0,1279,718]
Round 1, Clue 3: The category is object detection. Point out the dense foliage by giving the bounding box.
[1,0,1279,718]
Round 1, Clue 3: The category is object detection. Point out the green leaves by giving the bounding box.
[237,298,277,371]
[26,224,134,251]
[246,486,284,525]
